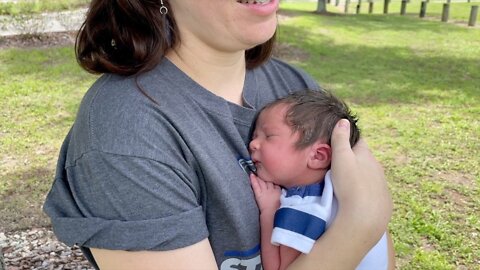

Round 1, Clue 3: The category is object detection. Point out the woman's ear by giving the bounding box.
[307,142,332,170]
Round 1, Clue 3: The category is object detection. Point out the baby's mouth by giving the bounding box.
[237,0,271,5]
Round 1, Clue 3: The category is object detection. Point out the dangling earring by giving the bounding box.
[111,39,117,50]
[160,0,168,15]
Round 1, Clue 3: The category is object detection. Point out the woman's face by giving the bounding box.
[169,0,279,53]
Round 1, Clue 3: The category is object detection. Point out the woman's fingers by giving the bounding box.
[353,139,384,177]
[330,119,358,202]
[330,118,392,238]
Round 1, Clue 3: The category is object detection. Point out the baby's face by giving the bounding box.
[249,104,311,188]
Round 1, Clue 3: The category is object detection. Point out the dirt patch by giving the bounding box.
[0,166,53,232]
[436,171,476,189]
[445,187,469,207]
[0,31,76,49]
[394,153,409,166]
[420,236,436,252]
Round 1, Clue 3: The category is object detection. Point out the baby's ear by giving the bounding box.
[307,142,331,170]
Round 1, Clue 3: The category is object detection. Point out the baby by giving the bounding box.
[249,90,389,270]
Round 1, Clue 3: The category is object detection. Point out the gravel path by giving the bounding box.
[0,8,86,36]
[1,228,93,270]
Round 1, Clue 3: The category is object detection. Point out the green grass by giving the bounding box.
[278,3,479,269]
[0,0,89,15]
[0,47,96,230]
[0,2,479,269]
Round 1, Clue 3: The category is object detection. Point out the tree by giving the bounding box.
[316,0,328,13]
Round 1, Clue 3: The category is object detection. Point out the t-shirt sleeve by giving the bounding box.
[43,149,208,252]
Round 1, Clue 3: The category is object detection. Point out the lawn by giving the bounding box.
[279,2,479,269]
[0,46,95,230]
[1,2,479,269]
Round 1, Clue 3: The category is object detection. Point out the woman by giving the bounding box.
[43,0,392,269]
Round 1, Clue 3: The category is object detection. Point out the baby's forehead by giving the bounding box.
[255,103,294,129]
[260,102,291,117]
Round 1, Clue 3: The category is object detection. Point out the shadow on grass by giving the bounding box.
[0,45,82,79]
[0,166,53,232]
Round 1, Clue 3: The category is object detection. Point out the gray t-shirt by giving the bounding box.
[43,57,319,269]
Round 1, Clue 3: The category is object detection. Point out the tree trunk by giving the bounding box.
[316,0,328,13]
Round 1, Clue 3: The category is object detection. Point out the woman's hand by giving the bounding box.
[330,119,392,240]
[288,119,392,270]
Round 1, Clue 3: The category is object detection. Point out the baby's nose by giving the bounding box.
[249,139,259,152]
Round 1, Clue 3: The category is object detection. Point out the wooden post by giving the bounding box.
[384,0,389,14]
[356,0,362,14]
[442,3,450,22]
[401,0,407,15]
[469,6,478,26]
[419,1,427,18]
[369,1,374,13]
[335,0,340,7]
[345,0,350,13]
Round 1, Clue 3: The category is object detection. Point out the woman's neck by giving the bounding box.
[166,43,247,106]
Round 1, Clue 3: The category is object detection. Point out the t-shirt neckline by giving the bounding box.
[158,58,259,116]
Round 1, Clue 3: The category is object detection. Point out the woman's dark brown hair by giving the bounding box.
[76,0,276,76]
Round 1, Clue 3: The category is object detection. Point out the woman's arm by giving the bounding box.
[91,238,217,270]
[288,119,393,270]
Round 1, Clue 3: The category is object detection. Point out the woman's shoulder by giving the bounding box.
[71,72,188,159]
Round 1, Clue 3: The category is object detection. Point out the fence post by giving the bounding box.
[369,1,374,13]
[401,0,408,15]
[441,3,450,22]
[384,0,389,14]
[469,6,478,26]
[420,1,427,18]
[345,0,350,13]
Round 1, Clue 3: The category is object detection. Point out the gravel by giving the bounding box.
[0,31,76,49]
[0,228,94,270]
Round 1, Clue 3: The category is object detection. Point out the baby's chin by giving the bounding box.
[255,169,275,183]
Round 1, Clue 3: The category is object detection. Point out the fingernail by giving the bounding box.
[338,119,350,129]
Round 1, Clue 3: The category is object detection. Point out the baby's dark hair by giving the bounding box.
[263,90,360,149]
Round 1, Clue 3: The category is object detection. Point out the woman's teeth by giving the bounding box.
[237,0,270,4]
